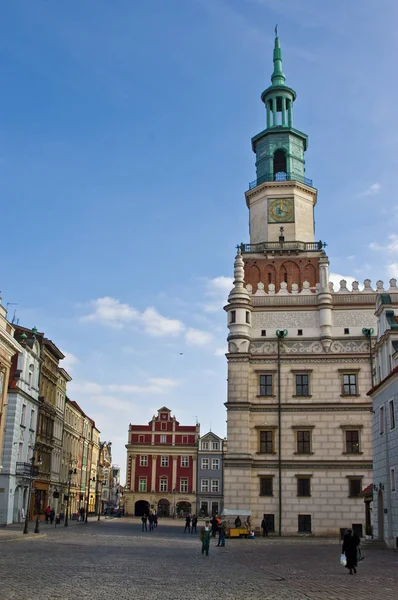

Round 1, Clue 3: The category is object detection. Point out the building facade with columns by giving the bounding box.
[125,407,199,518]
[369,293,398,548]
[223,35,396,536]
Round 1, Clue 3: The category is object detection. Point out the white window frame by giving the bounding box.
[160,435,167,443]
[201,458,209,470]
[180,478,188,493]
[391,468,396,493]
[212,442,219,450]
[160,477,168,492]
[140,455,148,467]
[181,456,189,468]
[202,442,209,450]
[182,436,188,443]
[21,404,26,427]
[211,458,219,470]
[211,479,220,493]
[139,478,147,492]
[201,479,209,492]
[380,406,385,435]
[161,455,169,467]
[138,435,145,443]
[161,422,167,431]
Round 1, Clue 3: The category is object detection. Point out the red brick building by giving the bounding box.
[125,407,199,517]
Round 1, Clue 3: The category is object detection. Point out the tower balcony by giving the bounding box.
[248,172,313,190]
[240,240,324,254]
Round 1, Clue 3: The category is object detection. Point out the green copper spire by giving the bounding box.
[271,34,286,87]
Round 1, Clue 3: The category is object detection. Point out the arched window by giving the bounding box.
[273,149,287,178]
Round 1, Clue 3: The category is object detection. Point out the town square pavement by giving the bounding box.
[0,518,397,599]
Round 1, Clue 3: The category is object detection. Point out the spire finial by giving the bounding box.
[271,28,285,86]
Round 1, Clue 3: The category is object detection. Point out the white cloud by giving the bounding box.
[204,276,233,312]
[214,346,228,357]
[329,272,363,291]
[185,328,213,346]
[82,297,184,336]
[359,182,382,197]
[387,263,398,278]
[69,376,180,397]
[60,351,78,373]
[369,235,398,253]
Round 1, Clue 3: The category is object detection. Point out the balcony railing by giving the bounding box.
[248,172,313,190]
[240,240,325,253]
[16,462,39,477]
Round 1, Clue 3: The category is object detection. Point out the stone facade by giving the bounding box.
[369,293,398,548]
[125,407,199,518]
[196,432,225,517]
[222,36,387,537]
[0,327,39,525]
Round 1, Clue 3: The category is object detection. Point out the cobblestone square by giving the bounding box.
[1,518,398,599]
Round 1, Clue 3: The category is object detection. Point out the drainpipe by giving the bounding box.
[276,329,288,537]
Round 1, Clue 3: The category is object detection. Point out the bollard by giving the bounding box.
[34,516,40,534]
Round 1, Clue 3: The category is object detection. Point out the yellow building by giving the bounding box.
[61,398,83,517]
[90,426,101,513]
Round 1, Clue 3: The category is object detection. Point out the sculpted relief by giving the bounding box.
[332,310,377,328]
[252,311,319,329]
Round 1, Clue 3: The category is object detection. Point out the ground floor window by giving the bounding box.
[200,501,209,517]
[298,514,312,533]
[211,502,219,516]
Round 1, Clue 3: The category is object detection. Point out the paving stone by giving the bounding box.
[0,518,397,600]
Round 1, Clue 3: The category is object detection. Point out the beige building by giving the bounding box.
[222,35,389,537]
[61,398,84,517]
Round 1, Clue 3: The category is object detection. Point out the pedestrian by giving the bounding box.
[217,521,227,547]
[148,513,154,532]
[234,516,242,528]
[45,506,51,524]
[191,514,198,534]
[261,517,269,537]
[141,514,148,532]
[200,520,211,556]
[80,506,85,522]
[184,514,191,533]
[50,508,55,525]
[342,528,360,575]
[211,516,218,537]
[154,513,158,528]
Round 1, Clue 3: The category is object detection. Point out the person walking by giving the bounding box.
[148,513,154,532]
[200,521,211,556]
[217,521,227,547]
[50,508,55,525]
[45,506,51,524]
[261,517,269,537]
[342,528,360,575]
[184,514,191,533]
[191,514,198,534]
[79,506,85,522]
[141,514,148,532]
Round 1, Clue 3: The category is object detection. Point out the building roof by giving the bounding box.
[368,366,398,396]
[360,484,373,499]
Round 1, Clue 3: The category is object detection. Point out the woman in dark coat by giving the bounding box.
[342,529,360,574]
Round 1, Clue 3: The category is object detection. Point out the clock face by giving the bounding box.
[268,198,294,223]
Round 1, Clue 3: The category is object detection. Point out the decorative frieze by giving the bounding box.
[252,310,319,329]
[332,310,377,328]
[249,339,370,355]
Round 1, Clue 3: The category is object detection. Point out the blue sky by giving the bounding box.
[1,0,397,481]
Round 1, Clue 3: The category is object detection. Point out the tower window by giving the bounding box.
[297,329,303,336]
[344,328,350,335]
[230,311,236,324]
[268,273,272,284]
[273,149,287,177]
[261,330,266,337]
[246,311,250,324]
[284,272,288,283]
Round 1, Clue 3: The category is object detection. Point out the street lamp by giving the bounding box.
[64,467,77,527]
[23,450,42,534]
[362,328,375,387]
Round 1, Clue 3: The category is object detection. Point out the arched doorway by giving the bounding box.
[377,489,384,540]
[273,149,287,178]
[135,500,150,517]
[158,499,170,517]
[176,501,191,518]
